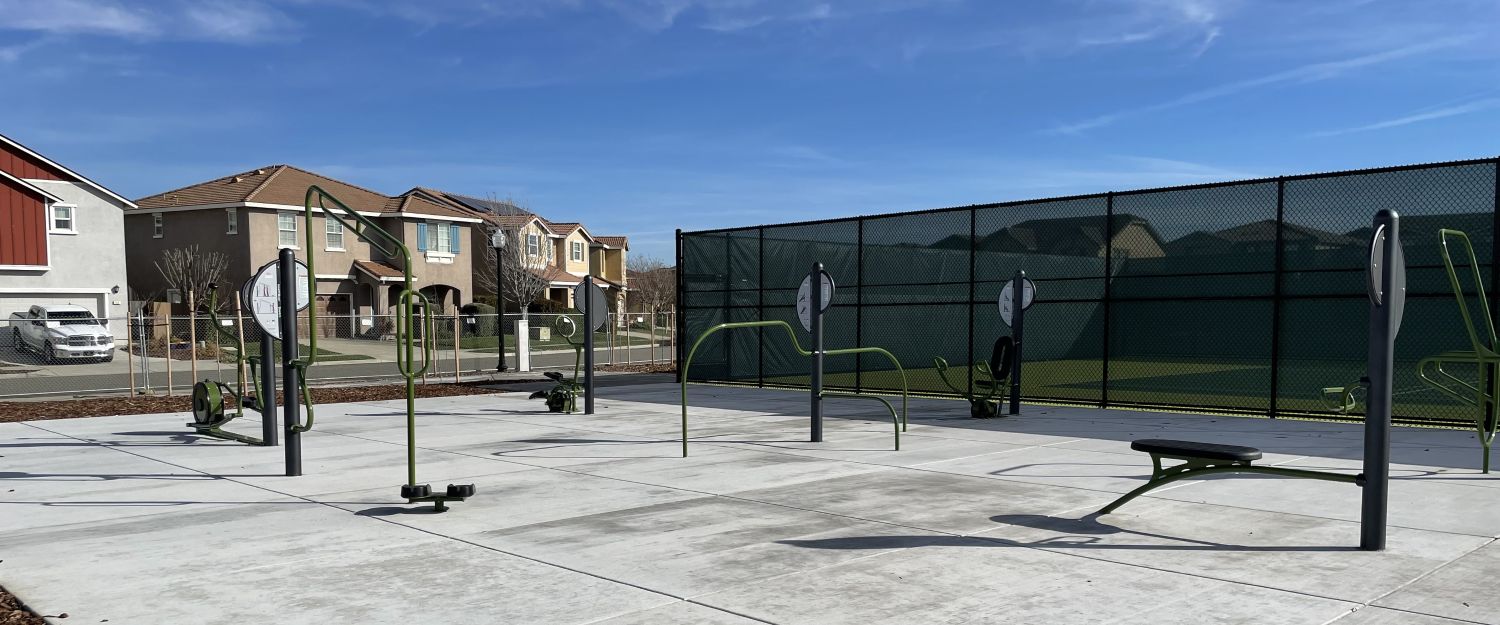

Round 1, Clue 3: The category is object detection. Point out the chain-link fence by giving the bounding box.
[0,311,675,399]
[678,158,1499,428]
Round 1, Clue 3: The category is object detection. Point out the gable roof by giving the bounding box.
[134,165,477,221]
[0,169,65,203]
[594,236,628,250]
[0,132,137,208]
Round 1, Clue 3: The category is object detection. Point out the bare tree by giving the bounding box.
[627,254,675,316]
[154,245,229,311]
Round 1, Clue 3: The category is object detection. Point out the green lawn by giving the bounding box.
[741,356,1482,428]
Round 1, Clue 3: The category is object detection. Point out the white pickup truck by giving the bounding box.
[7,304,116,363]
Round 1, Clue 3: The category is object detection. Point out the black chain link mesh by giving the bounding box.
[681,159,1499,427]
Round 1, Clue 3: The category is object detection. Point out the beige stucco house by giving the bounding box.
[415,190,629,313]
[127,166,481,331]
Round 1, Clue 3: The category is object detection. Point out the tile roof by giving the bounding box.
[532,265,580,284]
[594,236,628,250]
[353,259,405,280]
[133,165,474,220]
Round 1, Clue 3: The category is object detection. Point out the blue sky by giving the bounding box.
[2,0,1497,260]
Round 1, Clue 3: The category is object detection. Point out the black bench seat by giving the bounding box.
[1130,439,1262,462]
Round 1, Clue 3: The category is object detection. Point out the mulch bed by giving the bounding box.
[598,362,675,374]
[0,382,504,423]
[0,586,46,625]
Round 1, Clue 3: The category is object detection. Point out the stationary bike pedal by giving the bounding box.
[401,484,432,499]
[444,484,476,499]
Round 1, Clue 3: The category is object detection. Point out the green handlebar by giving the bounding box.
[680,320,908,457]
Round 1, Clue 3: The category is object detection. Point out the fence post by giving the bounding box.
[967,208,976,397]
[235,292,247,399]
[517,315,531,371]
[650,313,657,363]
[453,314,461,383]
[1269,178,1286,418]
[125,310,135,395]
[164,314,173,396]
[188,290,198,386]
[609,312,616,365]
[1101,192,1114,408]
[675,228,685,384]
[855,217,864,392]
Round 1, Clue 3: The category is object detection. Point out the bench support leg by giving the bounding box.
[1098,454,1362,515]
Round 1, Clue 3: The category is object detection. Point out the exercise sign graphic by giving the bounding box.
[797,271,835,332]
[998,278,1036,327]
[243,258,311,340]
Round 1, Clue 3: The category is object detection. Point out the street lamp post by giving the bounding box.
[491,229,508,372]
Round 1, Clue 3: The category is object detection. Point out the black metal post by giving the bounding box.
[855,218,864,393]
[260,329,277,446]
[1269,178,1285,418]
[496,235,507,372]
[810,262,824,443]
[1361,209,1401,551]
[583,275,596,415]
[1009,270,1026,416]
[1101,194,1113,408]
[278,248,301,476]
[675,229,684,384]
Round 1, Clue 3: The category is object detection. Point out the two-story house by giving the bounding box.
[417,190,629,313]
[0,132,135,320]
[127,166,480,333]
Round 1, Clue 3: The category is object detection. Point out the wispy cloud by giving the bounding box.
[1311,97,1500,138]
[1051,37,1470,135]
[0,0,296,43]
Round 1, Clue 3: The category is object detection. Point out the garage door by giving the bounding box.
[0,294,107,320]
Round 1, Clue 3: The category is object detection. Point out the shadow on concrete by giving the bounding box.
[355,505,445,517]
[0,471,226,481]
[779,512,1356,553]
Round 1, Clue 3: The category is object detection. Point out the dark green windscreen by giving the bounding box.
[680,159,1499,426]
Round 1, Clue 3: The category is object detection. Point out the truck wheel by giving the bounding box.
[43,341,57,365]
[9,328,20,354]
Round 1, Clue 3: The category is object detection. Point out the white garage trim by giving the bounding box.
[0,288,113,318]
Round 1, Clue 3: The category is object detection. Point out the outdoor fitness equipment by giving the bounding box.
[304,185,475,512]
[1413,229,1500,473]
[933,270,1034,418]
[679,262,909,456]
[933,336,1012,418]
[188,283,282,446]
[1100,209,1403,552]
[530,315,584,413]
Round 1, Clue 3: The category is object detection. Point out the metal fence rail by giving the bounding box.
[0,312,675,399]
[677,157,1500,427]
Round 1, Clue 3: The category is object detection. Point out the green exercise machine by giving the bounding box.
[304,186,475,512]
[1414,229,1500,473]
[680,262,909,457]
[1101,209,1403,552]
[933,270,1034,418]
[1322,228,1498,473]
[188,281,306,447]
[531,315,585,413]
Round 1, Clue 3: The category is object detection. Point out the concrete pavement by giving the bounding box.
[1,382,1497,624]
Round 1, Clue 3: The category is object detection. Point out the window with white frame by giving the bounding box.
[423,221,457,254]
[570,240,584,262]
[226,207,238,235]
[50,204,76,233]
[277,213,297,248]
[152,212,163,238]
[326,218,344,250]
[526,233,540,256]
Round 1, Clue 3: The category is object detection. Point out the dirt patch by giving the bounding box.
[0,586,46,625]
[598,362,675,374]
[0,382,505,423]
